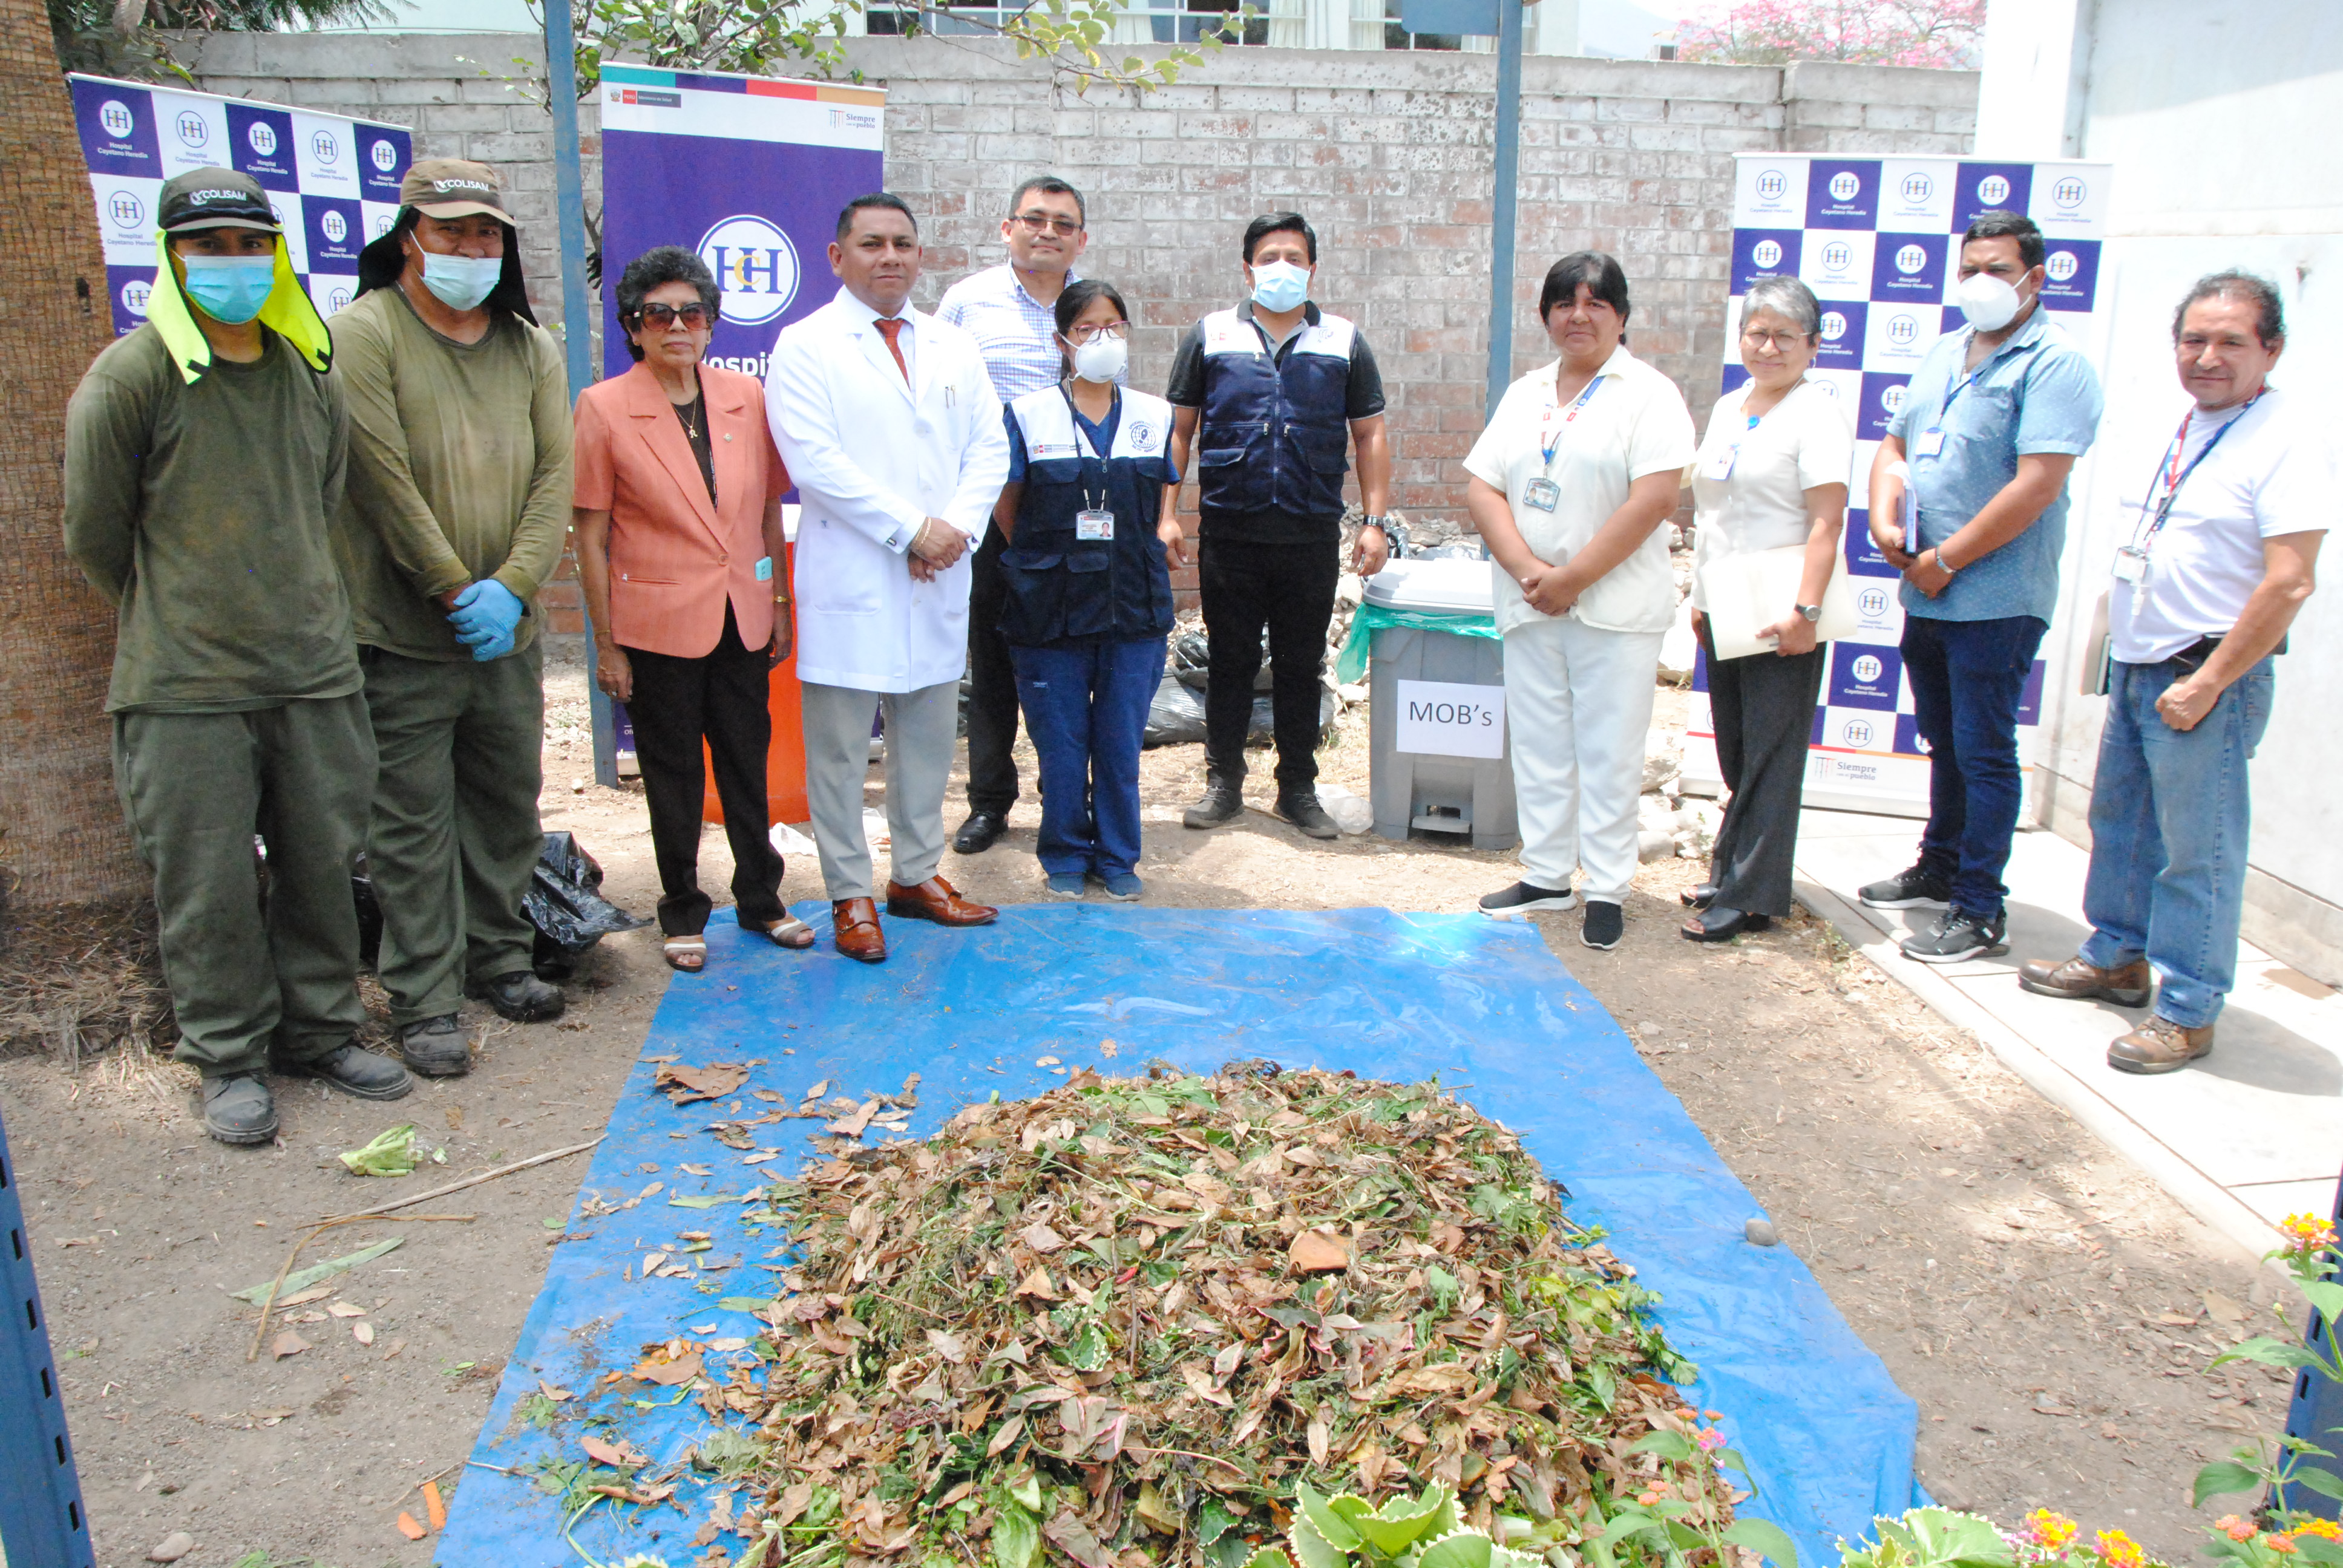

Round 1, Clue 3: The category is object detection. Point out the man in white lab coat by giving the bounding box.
[766,193,1012,962]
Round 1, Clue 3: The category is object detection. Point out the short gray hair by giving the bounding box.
[1741,275,1821,339]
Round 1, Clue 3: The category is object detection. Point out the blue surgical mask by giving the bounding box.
[1250,260,1310,314]
[418,250,503,312]
[179,255,277,325]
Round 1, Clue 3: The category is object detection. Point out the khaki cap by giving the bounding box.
[399,158,514,223]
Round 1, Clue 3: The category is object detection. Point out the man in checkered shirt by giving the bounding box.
[936,175,1107,855]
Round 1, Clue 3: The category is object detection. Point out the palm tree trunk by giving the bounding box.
[0,0,143,910]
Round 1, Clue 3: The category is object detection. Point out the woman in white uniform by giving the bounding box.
[1683,275,1852,942]
[1465,252,1697,950]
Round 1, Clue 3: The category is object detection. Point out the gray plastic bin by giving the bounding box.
[1365,558,1518,849]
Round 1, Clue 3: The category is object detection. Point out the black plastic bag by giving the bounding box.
[1143,674,1207,748]
[524,832,646,979]
[1171,624,1275,694]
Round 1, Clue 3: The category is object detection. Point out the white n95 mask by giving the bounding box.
[1071,335,1127,384]
[1954,271,2025,332]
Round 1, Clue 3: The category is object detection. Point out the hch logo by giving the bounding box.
[247,119,278,157]
[108,189,144,227]
[1901,172,1933,203]
[327,284,353,312]
[1858,586,1890,616]
[1887,313,1919,345]
[1851,653,1884,683]
[1820,311,1848,342]
[1821,240,1853,272]
[311,128,339,165]
[121,277,152,316]
[1754,169,1788,201]
[321,209,349,244]
[372,211,396,238]
[1751,239,1783,269]
[698,214,799,326]
[1978,173,2012,206]
[1882,385,1908,414]
[1895,243,1928,275]
[176,110,208,148]
[99,99,134,138]
[2046,250,2079,283]
[1827,170,1861,202]
[2053,177,2086,208]
[370,137,399,172]
[1843,718,1875,748]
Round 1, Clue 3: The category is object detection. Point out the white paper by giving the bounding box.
[1698,546,1860,661]
[1394,679,1506,760]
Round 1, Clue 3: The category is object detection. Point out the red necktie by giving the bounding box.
[874,316,908,383]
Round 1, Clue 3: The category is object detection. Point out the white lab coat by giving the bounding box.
[765,286,1012,692]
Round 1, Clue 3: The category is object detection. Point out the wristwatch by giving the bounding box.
[1361,514,1391,532]
[1795,604,1823,622]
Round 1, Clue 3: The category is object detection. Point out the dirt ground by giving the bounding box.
[0,636,2295,1568]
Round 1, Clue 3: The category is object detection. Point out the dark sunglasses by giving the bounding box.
[632,302,715,330]
[1012,211,1083,237]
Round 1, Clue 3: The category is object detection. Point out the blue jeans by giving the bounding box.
[1011,637,1166,880]
[2078,656,2273,1028]
[1902,612,2046,920]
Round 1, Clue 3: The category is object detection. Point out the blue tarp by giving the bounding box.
[436,906,1918,1567]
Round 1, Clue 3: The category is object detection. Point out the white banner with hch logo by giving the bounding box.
[1395,680,1506,760]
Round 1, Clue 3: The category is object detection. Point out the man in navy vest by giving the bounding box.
[1164,211,1392,840]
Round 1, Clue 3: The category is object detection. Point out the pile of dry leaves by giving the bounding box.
[704,1065,1732,1567]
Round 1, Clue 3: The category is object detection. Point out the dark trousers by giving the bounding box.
[1702,626,1826,917]
[623,607,788,938]
[963,531,1023,817]
[1012,636,1166,880]
[1902,612,2046,920]
[1199,537,1339,791]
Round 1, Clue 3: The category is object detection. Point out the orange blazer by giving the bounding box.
[573,361,788,659]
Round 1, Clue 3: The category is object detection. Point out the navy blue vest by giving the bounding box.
[1193,305,1358,521]
[998,386,1177,647]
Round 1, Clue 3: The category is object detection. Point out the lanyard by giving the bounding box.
[1539,374,1605,466]
[1059,384,1119,514]
[2132,390,2264,548]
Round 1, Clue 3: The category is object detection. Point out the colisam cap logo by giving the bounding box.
[107,189,143,227]
[2046,250,2079,283]
[1978,174,2012,205]
[1820,240,1853,272]
[1820,311,1848,342]
[2053,177,2087,209]
[1895,244,1927,275]
[1901,172,1933,203]
[247,119,278,157]
[321,210,349,244]
[99,99,134,139]
[1751,239,1783,269]
[121,278,152,317]
[1852,653,1884,682]
[1827,171,1861,202]
[1754,169,1787,201]
[370,138,398,172]
[175,110,208,148]
[698,214,799,326]
[310,128,339,164]
[1887,313,1919,345]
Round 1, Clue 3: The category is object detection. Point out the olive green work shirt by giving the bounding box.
[64,325,359,714]
[330,286,573,661]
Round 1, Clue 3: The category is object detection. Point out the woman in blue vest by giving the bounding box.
[995,279,1179,900]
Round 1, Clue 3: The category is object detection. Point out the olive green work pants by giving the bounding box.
[113,694,375,1078]
[359,644,544,1027]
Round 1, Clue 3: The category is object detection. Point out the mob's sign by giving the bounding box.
[597,64,886,383]
[1395,679,1506,760]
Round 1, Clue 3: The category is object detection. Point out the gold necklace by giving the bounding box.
[678,396,701,441]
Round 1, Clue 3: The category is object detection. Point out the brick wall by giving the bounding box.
[175,33,1976,621]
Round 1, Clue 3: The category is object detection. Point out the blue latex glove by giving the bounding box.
[448,579,525,662]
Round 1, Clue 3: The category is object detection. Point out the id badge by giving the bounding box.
[1075,508,1115,541]
[754,555,773,583]
[1522,477,1561,513]
[1913,426,1948,459]
[2111,545,2149,586]
[1698,444,1737,482]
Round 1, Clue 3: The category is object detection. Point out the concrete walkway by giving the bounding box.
[1792,809,2343,1263]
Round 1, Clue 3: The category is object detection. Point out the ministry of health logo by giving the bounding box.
[1752,239,1783,269]
[247,119,278,157]
[99,99,134,138]
[1978,174,2012,205]
[2046,250,2080,283]
[1895,243,1927,275]
[1827,171,1861,202]
[176,110,208,148]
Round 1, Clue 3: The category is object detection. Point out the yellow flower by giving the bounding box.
[2218,1517,2259,1543]
[2097,1528,2147,1568]
[2022,1511,2080,1550]
[2292,1521,2343,1543]
[2279,1212,2338,1255]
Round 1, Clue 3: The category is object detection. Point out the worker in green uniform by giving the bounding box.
[333,159,574,1077]
[65,168,414,1146]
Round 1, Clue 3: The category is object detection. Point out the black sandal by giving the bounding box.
[1681,906,1771,942]
[1680,883,1719,910]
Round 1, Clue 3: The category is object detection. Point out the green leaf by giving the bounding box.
[1417,1530,1500,1568]
[2214,1336,2321,1371]
[1242,1553,1297,1568]
[229,1236,405,1303]
[2302,1281,2343,1321]
[2292,1537,2343,1567]
[1345,1483,1455,1555]
[2289,1465,2343,1503]
[1724,1518,1802,1568]
[1062,1323,1109,1371]
[716,1296,774,1312]
[1009,1471,1043,1513]
[1627,1430,1697,1464]
[2194,1459,2271,1507]
[339,1123,420,1176]
[1294,1483,1362,1554]
[669,1194,744,1209]
[991,1501,1040,1568]
[1288,1515,1348,1568]
[1198,1497,1239,1547]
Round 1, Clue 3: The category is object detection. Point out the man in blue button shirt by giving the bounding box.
[1860,211,2105,963]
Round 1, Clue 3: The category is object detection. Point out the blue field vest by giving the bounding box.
[998,385,1177,647]
[1194,304,1358,521]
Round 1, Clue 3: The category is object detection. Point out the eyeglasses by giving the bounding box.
[1012,211,1083,237]
[633,302,713,330]
[1064,322,1128,345]
[1739,328,1808,350]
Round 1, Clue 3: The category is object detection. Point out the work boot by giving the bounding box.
[201,1073,278,1145]
[277,1042,413,1100]
[1183,782,1243,829]
[2018,955,2152,1008]
[1275,791,1339,840]
[469,970,566,1022]
[398,1014,471,1077]
[2108,1016,2214,1075]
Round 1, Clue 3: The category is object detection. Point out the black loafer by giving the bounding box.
[951,811,1008,855]
[202,1073,278,1145]
[276,1042,413,1100]
[1681,906,1772,943]
[468,969,566,1022]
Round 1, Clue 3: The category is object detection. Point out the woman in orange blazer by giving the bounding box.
[574,246,810,971]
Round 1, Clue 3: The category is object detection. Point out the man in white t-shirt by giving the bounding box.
[2017,272,2327,1074]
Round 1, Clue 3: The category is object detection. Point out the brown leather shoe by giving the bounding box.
[884,874,998,927]
[830,898,887,964]
[2017,955,2152,1008]
[2108,1016,2214,1075]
